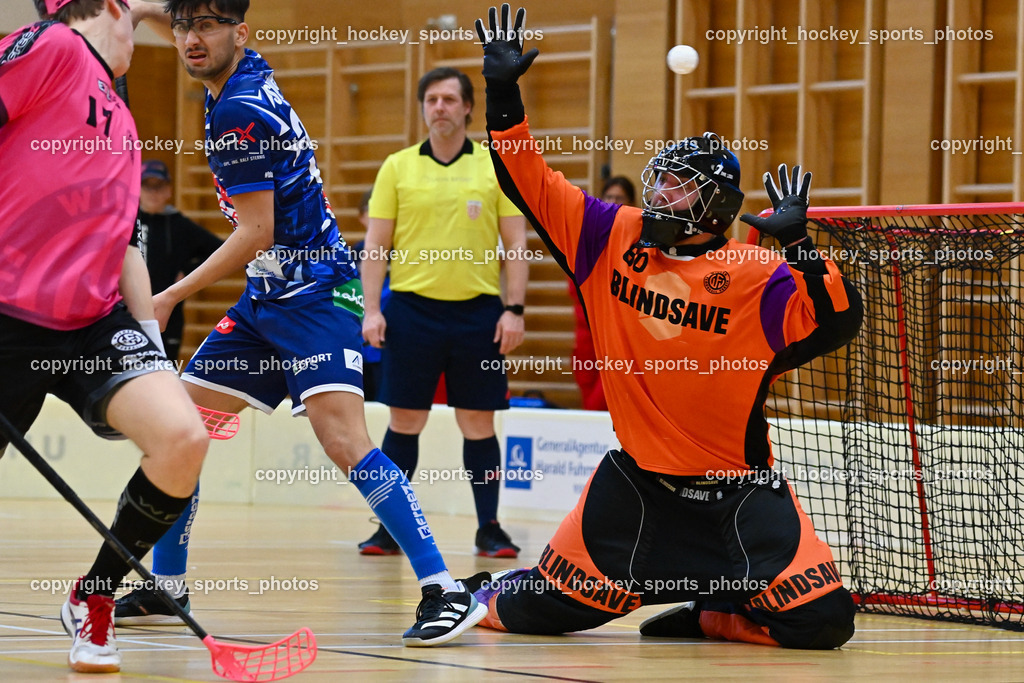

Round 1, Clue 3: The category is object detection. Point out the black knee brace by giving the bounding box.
[762,587,856,649]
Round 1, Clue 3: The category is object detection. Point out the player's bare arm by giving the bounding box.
[495,214,527,354]
[361,216,394,349]
[131,0,173,42]
[153,189,274,328]
[120,244,168,353]
[119,245,156,320]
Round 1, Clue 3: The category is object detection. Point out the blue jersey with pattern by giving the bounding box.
[205,49,356,299]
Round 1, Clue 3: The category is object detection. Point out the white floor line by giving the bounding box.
[0,623,65,635]
[854,628,971,632]
[849,638,1024,644]
[0,646,206,656]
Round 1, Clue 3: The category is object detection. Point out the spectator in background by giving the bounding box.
[570,176,636,410]
[600,176,636,206]
[361,67,528,558]
[137,160,222,362]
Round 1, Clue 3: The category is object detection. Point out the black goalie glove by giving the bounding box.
[475,4,539,131]
[740,164,812,246]
[475,3,539,86]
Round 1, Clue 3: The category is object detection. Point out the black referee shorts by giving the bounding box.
[379,291,509,411]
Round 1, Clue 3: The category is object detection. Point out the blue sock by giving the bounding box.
[464,436,501,528]
[152,483,199,577]
[350,449,446,579]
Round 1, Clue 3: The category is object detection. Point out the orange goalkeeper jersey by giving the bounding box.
[489,119,862,476]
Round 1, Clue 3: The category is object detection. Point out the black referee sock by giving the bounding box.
[464,435,501,529]
[78,468,192,598]
[381,428,419,479]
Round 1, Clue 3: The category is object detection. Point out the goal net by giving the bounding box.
[752,202,1024,630]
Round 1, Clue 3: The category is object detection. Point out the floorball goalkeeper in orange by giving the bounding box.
[466,4,864,649]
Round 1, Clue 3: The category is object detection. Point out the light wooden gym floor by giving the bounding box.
[0,500,1021,682]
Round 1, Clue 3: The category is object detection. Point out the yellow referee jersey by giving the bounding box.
[369,138,521,300]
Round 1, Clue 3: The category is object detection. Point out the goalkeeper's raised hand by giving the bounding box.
[475,3,539,130]
[475,3,539,86]
[740,164,812,246]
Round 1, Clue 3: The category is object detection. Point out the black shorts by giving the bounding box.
[495,450,845,633]
[0,303,174,448]
[379,291,509,411]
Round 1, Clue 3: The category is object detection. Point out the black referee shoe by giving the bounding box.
[639,602,704,638]
[474,521,520,558]
[358,524,401,556]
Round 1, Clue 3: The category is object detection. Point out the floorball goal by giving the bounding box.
[751,202,1024,630]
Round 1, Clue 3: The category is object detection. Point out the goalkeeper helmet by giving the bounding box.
[639,132,744,246]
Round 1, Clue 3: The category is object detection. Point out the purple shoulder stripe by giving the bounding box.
[760,263,797,353]
[574,195,621,285]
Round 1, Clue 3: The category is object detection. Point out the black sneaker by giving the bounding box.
[114,587,190,626]
[358,524,401,556]
[474,521,520,558]
[639,601,704,638]
[402,583,487,647]
[458,571,493,594]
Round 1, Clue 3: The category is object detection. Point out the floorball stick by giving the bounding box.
[0,411,317,682]
[198,405,241,440]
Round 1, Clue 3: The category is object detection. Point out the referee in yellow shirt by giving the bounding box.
[361,67,528,557]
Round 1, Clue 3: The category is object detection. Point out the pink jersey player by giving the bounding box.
[0,2,210,676]
[0,19,139,330]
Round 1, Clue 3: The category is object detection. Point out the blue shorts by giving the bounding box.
[183,288,364,416]
[379,292,508,411]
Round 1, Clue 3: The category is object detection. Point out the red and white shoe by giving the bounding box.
[60,578,121,673]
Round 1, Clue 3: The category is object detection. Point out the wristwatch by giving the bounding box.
[504,304,525,315]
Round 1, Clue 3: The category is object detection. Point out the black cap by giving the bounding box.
[141,160,171,183]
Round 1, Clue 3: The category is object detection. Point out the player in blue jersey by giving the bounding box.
[123,0,486,646]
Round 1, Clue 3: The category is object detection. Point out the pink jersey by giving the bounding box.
[0,22,139,330]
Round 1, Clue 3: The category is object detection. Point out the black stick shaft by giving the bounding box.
[0,411,209,640]
[114,75,129,108]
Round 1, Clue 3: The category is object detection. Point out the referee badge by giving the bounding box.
[466,200,482,220]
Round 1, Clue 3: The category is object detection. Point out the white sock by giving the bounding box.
[154,574,187,599]
[418,571,459,592]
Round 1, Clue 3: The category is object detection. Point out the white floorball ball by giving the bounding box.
[667,44,699,75]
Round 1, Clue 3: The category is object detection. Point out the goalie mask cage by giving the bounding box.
[752,202,1024,630]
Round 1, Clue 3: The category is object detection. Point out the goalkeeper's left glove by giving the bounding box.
[740,164,812,246]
